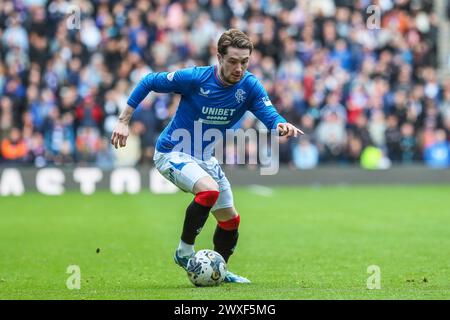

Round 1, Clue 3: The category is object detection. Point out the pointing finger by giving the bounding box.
[288,125,295,137]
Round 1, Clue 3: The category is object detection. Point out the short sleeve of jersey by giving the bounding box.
[247,79,286,130]
[127,67,196,108]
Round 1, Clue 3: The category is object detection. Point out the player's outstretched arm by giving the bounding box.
[276,122,304,138]
[110,68,194,149]
[110,105,134,149]
[248,79,304,139]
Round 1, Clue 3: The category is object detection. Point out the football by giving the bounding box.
[186,249,227,287]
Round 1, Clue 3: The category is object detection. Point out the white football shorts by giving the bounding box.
[153,151,234,211]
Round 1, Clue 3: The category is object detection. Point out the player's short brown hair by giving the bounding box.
[217,29,253,56]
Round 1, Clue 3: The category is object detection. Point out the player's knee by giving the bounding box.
[193,176,219,194]
[194,190,220,207]
[218,214,240,231]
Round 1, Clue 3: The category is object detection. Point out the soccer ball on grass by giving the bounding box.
[186,249,227,287]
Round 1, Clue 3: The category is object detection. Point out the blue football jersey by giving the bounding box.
[127,65,286,159]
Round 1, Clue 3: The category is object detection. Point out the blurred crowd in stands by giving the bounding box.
[1,0,450,169]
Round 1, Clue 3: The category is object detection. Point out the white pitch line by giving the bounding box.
[247,185,274,197]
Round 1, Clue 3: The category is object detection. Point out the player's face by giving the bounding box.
[217,47,250,84]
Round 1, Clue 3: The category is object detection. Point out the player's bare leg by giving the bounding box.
[174,176,219,270]
[212,207,251,283]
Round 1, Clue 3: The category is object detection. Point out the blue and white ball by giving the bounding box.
[186,249,227,287]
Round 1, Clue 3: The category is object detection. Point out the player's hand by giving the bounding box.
[111,121,129,149]
[277,122,304,138]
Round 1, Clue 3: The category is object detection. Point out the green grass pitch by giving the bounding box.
[1,185,450,299]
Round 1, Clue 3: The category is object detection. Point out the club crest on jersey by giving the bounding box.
[199,87,210,97]
[235,89,246,103]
